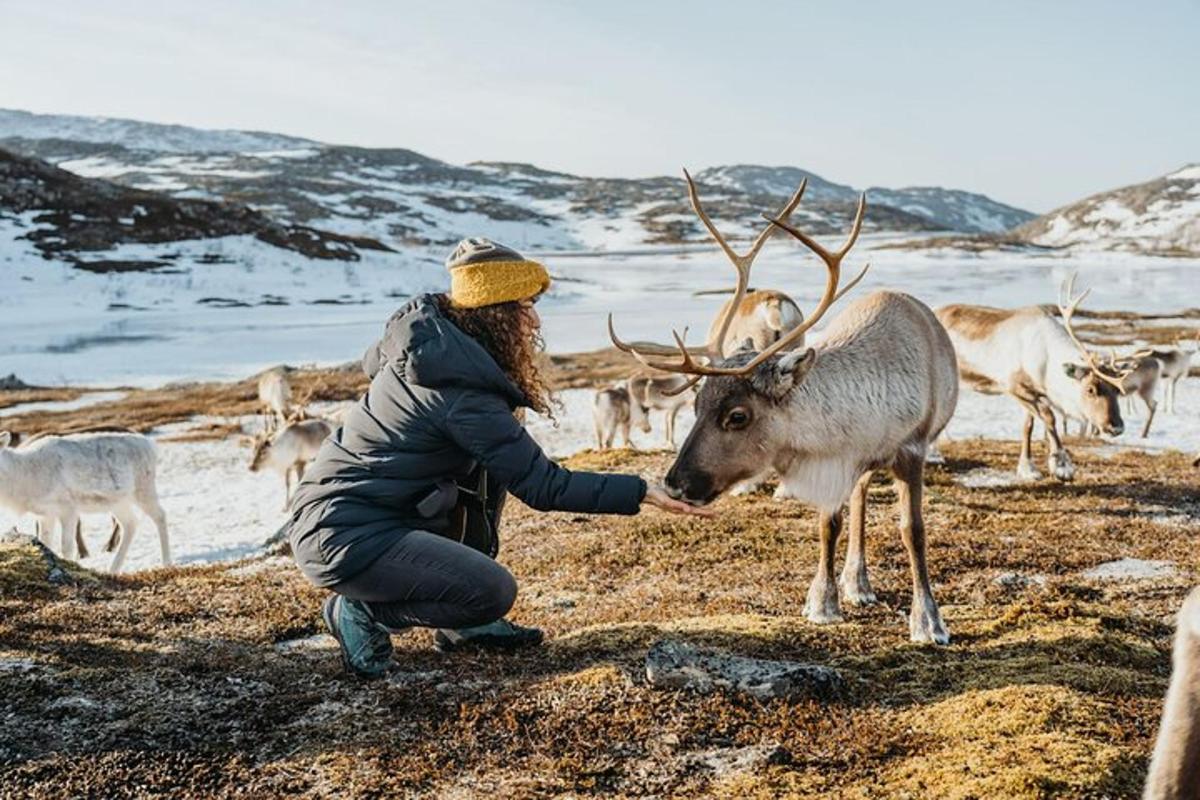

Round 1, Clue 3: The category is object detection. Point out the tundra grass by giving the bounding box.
[1,441,1195,797]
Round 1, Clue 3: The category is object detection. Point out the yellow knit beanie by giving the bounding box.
[446,238,551,309]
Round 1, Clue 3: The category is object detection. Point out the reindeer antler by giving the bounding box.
[1057,273,1133,390]
[607,170,869,381]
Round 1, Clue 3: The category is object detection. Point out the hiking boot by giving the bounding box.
[322,595,394,679]
[433,618,545,653]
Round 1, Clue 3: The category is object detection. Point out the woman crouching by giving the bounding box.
[287,238,706,678]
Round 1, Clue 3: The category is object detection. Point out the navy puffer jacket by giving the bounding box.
[288,294,646,587]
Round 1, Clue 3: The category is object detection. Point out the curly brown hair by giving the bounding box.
[436,294,554,417]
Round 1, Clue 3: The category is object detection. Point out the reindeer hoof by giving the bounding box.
[839,581,878,607]
[909,608,950,645]
[1015,460,1043,482]
[772,484,798,500]
[1049,452,1075,482]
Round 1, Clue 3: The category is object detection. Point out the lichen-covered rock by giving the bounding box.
[644,639,843,701]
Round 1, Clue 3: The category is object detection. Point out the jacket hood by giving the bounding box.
[377,294,526,406]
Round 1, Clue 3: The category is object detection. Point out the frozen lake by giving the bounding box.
[2,237,1199,387]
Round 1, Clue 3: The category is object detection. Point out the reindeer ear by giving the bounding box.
[754,348,817,399]
[780,348,817,380]
[1063,362,1089,381]
[0,431,10,448]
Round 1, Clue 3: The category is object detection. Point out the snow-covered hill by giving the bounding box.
[0,109,1034,253]
[1015,165,1200,256]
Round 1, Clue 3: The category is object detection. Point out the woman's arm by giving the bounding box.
[444,390,645,514]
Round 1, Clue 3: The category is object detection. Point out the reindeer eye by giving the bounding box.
[723,408,751,430]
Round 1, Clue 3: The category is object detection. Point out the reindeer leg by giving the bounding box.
[74,519,90,560]
[59,511,79,561]
[804,509,844,624]
[839,471,877,606]
[1035,402,1074,481]
[108,508,138,574]
[1016,410,1042,481]
[621,419,632,449]
[594,420,604,450]
[894,454,949,645]
[35,516,54,547]
[104,517,122,553]
[1141,393,1157,439]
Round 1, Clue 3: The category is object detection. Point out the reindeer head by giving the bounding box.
[609,170,868,505]
[248,433,273,472]
[1057,275,1127,438]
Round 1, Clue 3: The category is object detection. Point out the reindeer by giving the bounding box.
[609,170,956,644]
[248,418,332,509]
[627,374,693,448]
[1150,344,1195,415]
[593,385,635,449]
[936,277,1127,482]
[257,367,293,430]
[0,431,169,573]
[707,289,804,356]
[1143,586,1200,800]
[1105,352,1163,438]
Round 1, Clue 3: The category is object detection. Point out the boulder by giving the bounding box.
[645,639,843,701]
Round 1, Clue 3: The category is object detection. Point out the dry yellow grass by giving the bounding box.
[1,440,1195,797]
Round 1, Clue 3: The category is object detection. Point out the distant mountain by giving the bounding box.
[0,147,390,270]
[1014,165,1200,256]
[866,186,1034,234]
[0,109,1036,254]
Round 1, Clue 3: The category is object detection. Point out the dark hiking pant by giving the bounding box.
[330,530,517,631]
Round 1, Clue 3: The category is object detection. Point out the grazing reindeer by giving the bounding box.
[609,170,956,644]
[249,418,332,509]
[627,374,693,448]
[0,431,169,573]
[936,276,1127,482]
[1151,344,1195,415]
[1143,587,1200,800]
[593,385,634,449]
[707,289,805,356]
[257,368,293,430]
[1105,353,1163,438]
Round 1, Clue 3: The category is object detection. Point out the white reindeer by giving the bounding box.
[248,418,332,509]
[936,276,1128,482]
[610,170,956,644]
[707,289,804,356]
[1143,586,1200,800]
[0,431,169,573]
[1108,353,1163,438]
[257,368,293,429]
[1150,343,1195,415]
[626,374,693,449]
[592,385,635,450]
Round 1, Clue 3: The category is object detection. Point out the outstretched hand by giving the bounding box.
[642,484,716,518]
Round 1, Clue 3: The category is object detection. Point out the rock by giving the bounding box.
[1083,558,1178,582]
[0,373,31,390]
[262,523,292,556]
[681,743,792,775]
[993,572,1048,589]
[0,529,73,584]
[644,639,843,701]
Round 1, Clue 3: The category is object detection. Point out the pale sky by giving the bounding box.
[1,0,1197,212]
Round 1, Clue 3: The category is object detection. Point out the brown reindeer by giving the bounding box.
[609,170,957,643]
[707,289,804,356]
